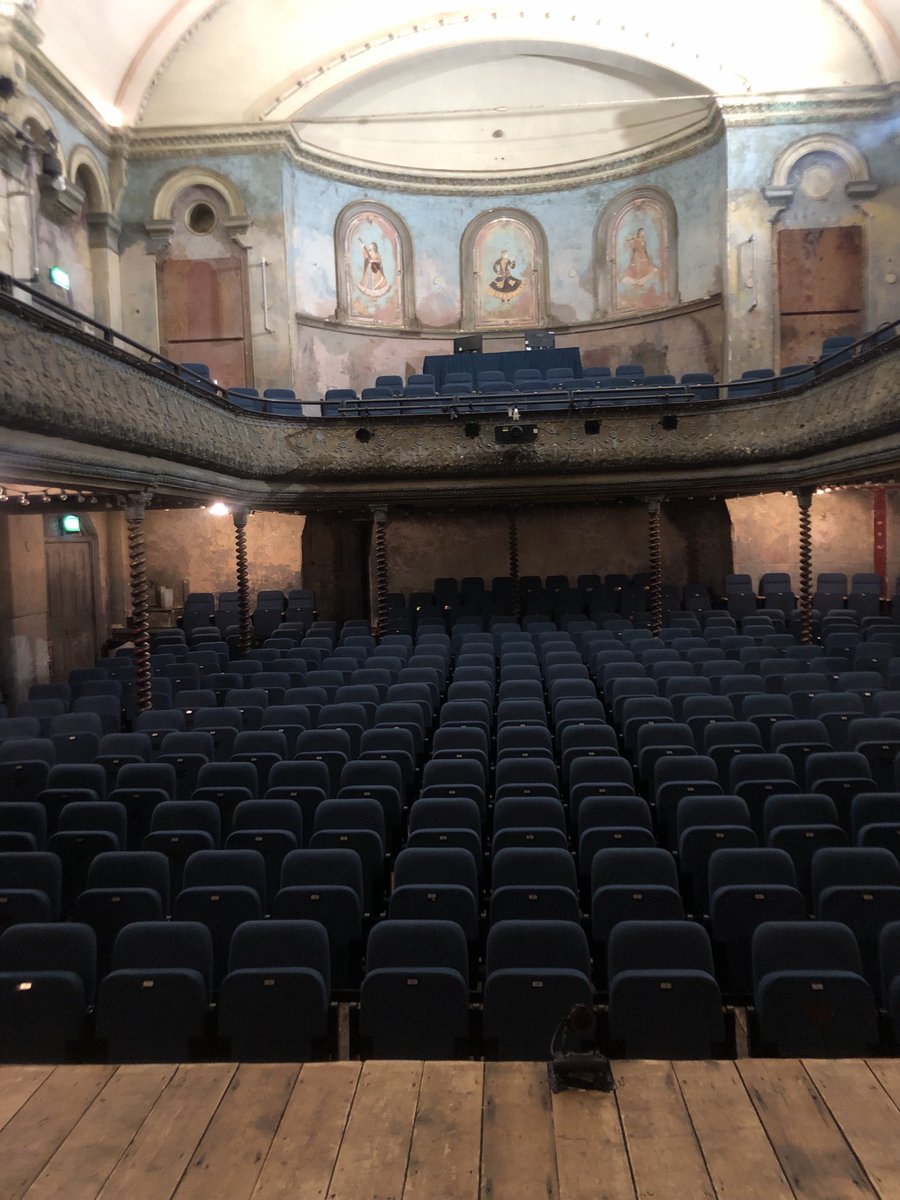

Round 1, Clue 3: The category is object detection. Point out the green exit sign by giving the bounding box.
[48,266,71,290]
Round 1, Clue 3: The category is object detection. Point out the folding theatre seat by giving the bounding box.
[763,793,848,908]
[752,921,878,1056]
[359,919,470,1059]
[274,848,364,990]
[0,922,96,1061]
[227,798,303,908]
[174,849,266,988]
[0,850,62,928]
[577,796,655,888]
[708,847,806,996]
[218,919,331,1060]
[676,795,758,914]
[144,799,221,896]
[589,847,684,981]
[490,845,580,924]
[48,711,101,764]
[74,849,170,976]
[852,792,900,858]
[0,802,47,852]
[482,919,593,1060]
[311,799,386,915]
[50,799,127,916]
[607,920,724,1058]
[95,921,214,1061]
[811,846,900,989]
[406,794,484,860]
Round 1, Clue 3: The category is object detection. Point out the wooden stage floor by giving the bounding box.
[2,1058,900,1199]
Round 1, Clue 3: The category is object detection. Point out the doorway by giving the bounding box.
[777,226,864,366]
[45,518,101,681]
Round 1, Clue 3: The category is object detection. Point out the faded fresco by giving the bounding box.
[344,210,403,325]
[473,217,539,327]
[611,197,669,312]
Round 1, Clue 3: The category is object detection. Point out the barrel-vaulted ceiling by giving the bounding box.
[29,0,900,174]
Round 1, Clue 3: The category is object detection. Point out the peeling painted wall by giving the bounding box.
[142,508,305,603]
[728,488,900,590]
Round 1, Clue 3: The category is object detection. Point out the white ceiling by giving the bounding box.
[29,0,900,174]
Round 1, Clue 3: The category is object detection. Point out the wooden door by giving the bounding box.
[45,538,99,681]
[778,226,864,366]
[159,257,251,389]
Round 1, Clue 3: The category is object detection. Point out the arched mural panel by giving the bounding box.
[596,187,678,318]
[611,196,670,313]
[345,209,403,326]
[472,215,539,328]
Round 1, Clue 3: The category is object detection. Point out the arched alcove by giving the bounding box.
[595,187,679,317]
[460,209,548,330]
[334,202,414,328]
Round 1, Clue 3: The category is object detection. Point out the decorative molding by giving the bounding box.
[86,211,122,252]
[2,297,900,510]
[150,165,249,225]
[67,143,113,211]
[764,132,877,210]
[143,217,175,247]
[37,175,84,223]
[721,85,897,127]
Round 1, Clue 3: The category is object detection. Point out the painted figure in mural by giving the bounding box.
[489,249,522,296]
[357,239,391,298]
[621,227,660,289]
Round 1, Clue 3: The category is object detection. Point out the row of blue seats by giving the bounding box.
[174,323,897,421]
[0,894,898,1060]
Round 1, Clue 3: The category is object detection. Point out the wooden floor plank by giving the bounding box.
[614,1060,716,1200]
[173,1063,298,1200]
[404,1061,483,1200]
[97,1063,236,1200]
[0,1065,116,1200]
[24,1064,176,1200]
[326,1060,423,1200]
[804,1060,900,1200]
[481,1061,560,1200]
[738,1059,878,1200]
[867,1059,900,1111]
[674,1060,794,1200]
[0,1067,54,1134]
[251,1062,361,1200]
[551,1079,635,1200]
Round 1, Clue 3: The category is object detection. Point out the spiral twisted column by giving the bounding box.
[124,494,152,712]
[648,497,663,637]
[796,487,814,645]
[508,509,521,621]
[233,509,253,657]
[373,508,389,639]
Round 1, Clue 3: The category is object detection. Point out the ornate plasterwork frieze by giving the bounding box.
[123,111,727,196]
[720,85,897,127]
[2,300,900,506]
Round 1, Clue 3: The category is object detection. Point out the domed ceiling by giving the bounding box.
[28,0,900,178]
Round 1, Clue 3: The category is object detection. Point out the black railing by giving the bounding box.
[2,271,897,421]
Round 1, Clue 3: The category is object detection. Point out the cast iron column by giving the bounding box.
[796,487,813,645]
[124,493,153,711]
[233,508,253,657]
[648,497,663,636]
